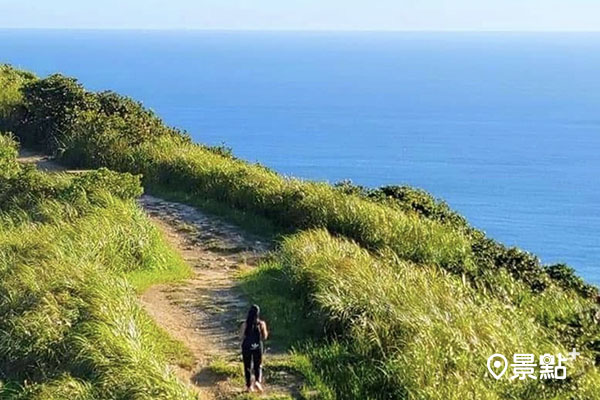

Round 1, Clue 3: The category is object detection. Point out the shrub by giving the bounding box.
[0,132,20,179]
[19,74,95,152]
[0,65,36,132]
[16,73,188,164]
[369,184,469,228]
[546,263,598,299]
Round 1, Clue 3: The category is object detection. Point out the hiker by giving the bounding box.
[240,304,268,392]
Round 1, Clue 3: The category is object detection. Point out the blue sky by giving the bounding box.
[1,0,599,31]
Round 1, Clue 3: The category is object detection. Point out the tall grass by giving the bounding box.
[130,137,474,273]
[0,217,195,399]
[0,136,194,399]
[271,229,599,399]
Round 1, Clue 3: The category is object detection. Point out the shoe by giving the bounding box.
[254,382,264,392]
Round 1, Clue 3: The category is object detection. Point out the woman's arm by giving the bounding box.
[239,322,246,340]
[260,321,269,340]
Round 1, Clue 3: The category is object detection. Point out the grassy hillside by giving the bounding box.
[0,133,194,399]
[243,230,600,399]
[1,64,599,399]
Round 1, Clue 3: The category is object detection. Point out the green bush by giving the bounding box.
[369,184,469,228]
[15,73,187,163]
[337,181,577,295]
[546,263,598,299]
[18,74,94,152]
[0,65,36,132]
[0,138,63,217]
[0,132,20,179]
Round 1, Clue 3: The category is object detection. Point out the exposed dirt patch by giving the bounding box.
[17,149,66,172]
[17,149,90,173]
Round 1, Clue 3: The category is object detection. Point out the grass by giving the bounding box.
[238,262,320,351]
[145,318,196,370]
[266,229,599,399]
[0,136,196,399]
[125,228,192,293]
[0,132,20,178]
[127,263,192,294]
[0,205,196,399]
[207,358,242,379]
[241,228,600,399]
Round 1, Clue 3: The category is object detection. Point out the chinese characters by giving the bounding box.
[487,348,579,381]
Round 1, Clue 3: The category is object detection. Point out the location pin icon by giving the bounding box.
[487,354,508,380]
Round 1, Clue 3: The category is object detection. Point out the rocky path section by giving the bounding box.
[138,195,298,399]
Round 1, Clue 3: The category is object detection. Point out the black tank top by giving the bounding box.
[242,322,262,352]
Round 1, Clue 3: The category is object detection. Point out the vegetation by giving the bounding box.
[0,65,35,133]
[242,231,600,399]
[277,230,599,399]
[1,64,599,398]
[0,133,194,399]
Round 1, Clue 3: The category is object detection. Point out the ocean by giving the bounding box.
[1,30,598,284]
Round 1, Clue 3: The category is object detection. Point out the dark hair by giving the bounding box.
[244,304,260,336]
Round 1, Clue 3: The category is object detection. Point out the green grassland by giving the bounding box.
[0,133,194,399]
[242,230,600,399]
[1,64,599,399]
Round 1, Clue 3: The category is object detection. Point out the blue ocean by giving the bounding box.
[2,30,598,284]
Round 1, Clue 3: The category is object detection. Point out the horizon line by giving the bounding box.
[1,27,600,33]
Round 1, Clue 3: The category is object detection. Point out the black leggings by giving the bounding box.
[242,348,262,387]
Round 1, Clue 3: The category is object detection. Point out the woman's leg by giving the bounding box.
[242,350,253,389]
[252,349,263,385]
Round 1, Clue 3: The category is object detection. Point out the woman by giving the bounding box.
[240,304,268,392]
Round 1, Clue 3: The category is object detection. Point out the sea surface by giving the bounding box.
[1,30,598,284]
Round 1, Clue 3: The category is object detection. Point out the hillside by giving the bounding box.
[0,133,195,399]
[1,64,599,399]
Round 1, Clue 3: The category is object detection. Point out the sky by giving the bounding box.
[0,0,599,31]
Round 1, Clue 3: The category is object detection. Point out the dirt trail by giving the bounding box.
[17,151,300,399]
[17,150,67,172]
[139,196,298,399]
